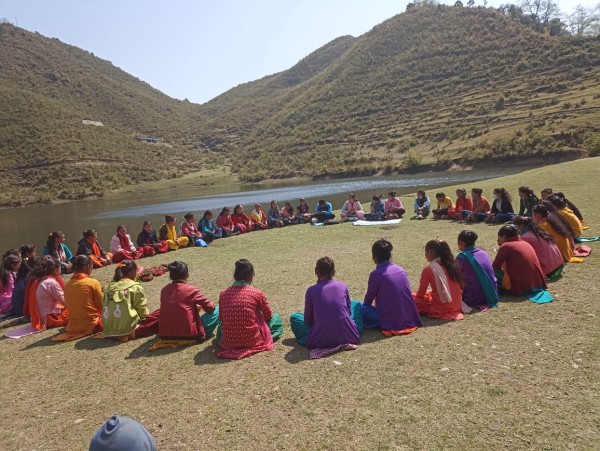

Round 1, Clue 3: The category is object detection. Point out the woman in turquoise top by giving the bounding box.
[43,231,74,274]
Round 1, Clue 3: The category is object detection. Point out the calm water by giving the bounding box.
[1,168,525,253]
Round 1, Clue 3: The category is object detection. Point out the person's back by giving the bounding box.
[159,281,215,339]
[521,231,564,276]
[456,248,495,308]
[494,239,546,296]
[64,273,102,333]
[103,278,148,337]
[367,262,421,330]
[219,284,269,348]
[305,278,359,349]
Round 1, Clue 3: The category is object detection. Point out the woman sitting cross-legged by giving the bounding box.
[463,188,490,223]
[290,257,361,357]
[267,200,285,228]
[485,188,514,224]
[216,259,283,360]
[281,201,298,225]
[51,255,104,341]
[364,195,385,221]
[492,225,551,303]
[361,239,422,335]
[216,207,242,236]
[455,230,498,312]
[413,240,464,320]
[432,192,455,219]
[249,203,269,230]
[24,258,68,332]
[450,188,473,221]
[413,190,431,219]
[532,204,582,263]
[159,215,189,250]
[135,261,219,351]
[43,231,74,274]
[110,225,145,263]
[384,191,405,219]
[198,209,224,242]
[76,229,112,268]
[136,221,169,255]
[181,213,208,247]
[340,194,365,222]
[100,260,150,342]
[513,216,564,280]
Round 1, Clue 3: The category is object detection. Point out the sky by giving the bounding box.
[0,0,595,104]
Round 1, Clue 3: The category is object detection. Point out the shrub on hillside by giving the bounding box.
[585,133,600,156]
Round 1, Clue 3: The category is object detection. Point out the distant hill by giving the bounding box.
[196,6,600,181]
[2,6,600,206]
[0,23,215,207]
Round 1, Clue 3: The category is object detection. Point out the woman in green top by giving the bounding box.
[102,260,149,341]
[518,186,539,217]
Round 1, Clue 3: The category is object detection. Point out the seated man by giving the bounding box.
[312,199,335,222]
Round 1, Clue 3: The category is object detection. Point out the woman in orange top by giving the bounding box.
[464,188,491,223]
[51,255,103,341]
[76,229,112,268]
[413,240,464,321]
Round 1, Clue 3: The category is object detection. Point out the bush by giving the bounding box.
[585,133,600,157]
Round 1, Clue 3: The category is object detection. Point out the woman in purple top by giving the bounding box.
[455,230,498,310]
[361,239,422,334]
[290,257,361,348]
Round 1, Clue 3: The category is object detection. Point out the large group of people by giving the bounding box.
[0,185,595,360]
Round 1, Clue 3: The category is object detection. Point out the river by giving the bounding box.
[0,167,527,253]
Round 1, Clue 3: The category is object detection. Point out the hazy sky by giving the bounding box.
[0,0,594,104]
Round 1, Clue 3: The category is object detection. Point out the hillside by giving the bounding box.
[196,6,600,181]
[0,23,217,207]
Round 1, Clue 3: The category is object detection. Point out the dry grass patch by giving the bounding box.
[1,158,599,450]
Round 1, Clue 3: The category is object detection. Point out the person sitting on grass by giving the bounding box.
[181,213,207,247]
[463,188,490,223]
[136,221,169,255]
[340,194,365,222]
[517,185,539,217]
[51,255,103,341]
[553,191,583,222]
[432,192,455,219]
[513,216,564,280]
[532,204,582,263]
[232,204,254,233]
[199,209,224,241]
[290,257,361,354]
[364,195,385,221]
[281,201,299,225]
[249,203,269,230]
[384,191,405,219]
[76,229,112,268]
[455,230,498,311]
[100,260,149,342]
[216,259,283,360]
[159,215,189,250]
[0,253,21,316]
[24,258,68,332]
[413,190,431,219]
[110,225,145,263]
[312,199,335,222]
[546,195,584,239]
[413,240,464,320]
[296,198,311,223]
[485,188,514,224]
[43,231,74,274]
[492,225,550,302]
[216,207,242,236]
[134,261,218,350]
[267,200,285,228]
[450,188,473,221]
[361,239,422,335]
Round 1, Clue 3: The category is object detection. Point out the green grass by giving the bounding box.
[1,158,599,450]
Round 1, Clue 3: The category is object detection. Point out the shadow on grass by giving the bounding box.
[126,336,209,359]
[282,338,309,364]
[20,329,65,351]
[74,335,124,351]
[194,338,230,365]
[498,294,528,303]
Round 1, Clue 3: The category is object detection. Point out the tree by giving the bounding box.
[454,0,464,7]
[519,0,561,31]
[467,0,475,7]
[567,4,600,36]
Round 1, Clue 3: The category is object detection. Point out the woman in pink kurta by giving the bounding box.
[413,240,464,321]
[384,191,405,219]
[514,216,564,277]
[0,254,20,315]
[217,259,278,360]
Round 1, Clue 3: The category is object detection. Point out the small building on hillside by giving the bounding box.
[135,135,163,144]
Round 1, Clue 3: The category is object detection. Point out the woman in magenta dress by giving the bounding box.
[290,257,361,349]
[413,240,464,321]
[513,216,564,278]
[361,239,422,335]
[216,259,283,359]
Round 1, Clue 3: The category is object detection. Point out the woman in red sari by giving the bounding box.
[216,259,283,359]
[216,207,242,236]
[231,205,253,233]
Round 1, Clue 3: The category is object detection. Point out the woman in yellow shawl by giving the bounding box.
[158,215,189,250]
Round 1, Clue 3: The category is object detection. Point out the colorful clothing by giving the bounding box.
[557,207,583,238]
[538,221,582,263]
[110,233,145,262]
[413,260,463,320]
[181,221,207,247]
[199,218,223,241]
[452,196,473,218]
[51,272,103,341]
[249,209,269,229]
[520,230,564,276]
[23,276,68,331]
[456,247,498,309]
[341,199,365,220]
[102,279,149,337]
[492,238,547,296]
[217,282,279,359]
[362,261,422,331]
[365,201,385,221]
[232,212,252,233]
[158,282,216,339]
[76,238,112,268]
[413,196,431,217]
[43,243,74,274]
[519,194,539,216]
[292,279,360,349]
[464,195,491,221]
[313,201,335,222]
[0,271,16,315]
[489,198,514,223]
[158,224,189,250]
[136,229,169,254]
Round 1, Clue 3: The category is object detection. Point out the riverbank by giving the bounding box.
[0,158,598,450]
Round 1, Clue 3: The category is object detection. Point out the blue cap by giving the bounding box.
[89,416,157,451]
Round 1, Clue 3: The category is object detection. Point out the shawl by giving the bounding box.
[457,246,499,308]
[428,259,452,304]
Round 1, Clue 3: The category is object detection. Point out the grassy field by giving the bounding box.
[0,159,599,450]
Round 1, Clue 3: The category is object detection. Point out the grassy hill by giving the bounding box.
[197,6,600,181]
[0,23,218,207]
[2,6,600,206]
